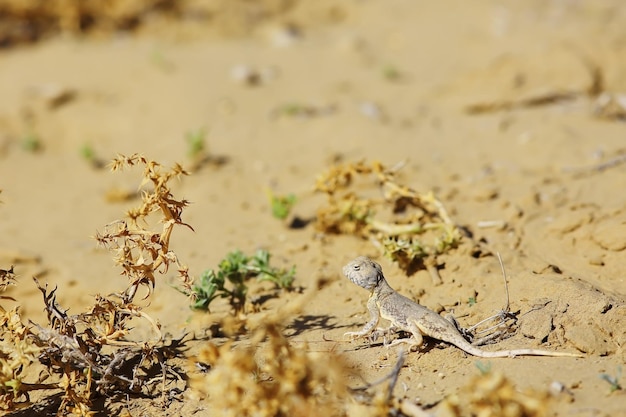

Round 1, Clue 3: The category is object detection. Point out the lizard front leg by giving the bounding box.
[344,295,380,340]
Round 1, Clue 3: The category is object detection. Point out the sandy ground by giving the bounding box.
[1,0,626,415]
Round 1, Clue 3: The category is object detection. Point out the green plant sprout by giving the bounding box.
[150,49,175,72]
[191,249,295,312]
[600,366,623,393]
[185,128,207,158]
[382,64,401,81]
[267,190,297,220]
[21,132,41,153]
[279,103,309,117]
[80,143,95,161]
[79,143,105,168]
[474,361,492,375]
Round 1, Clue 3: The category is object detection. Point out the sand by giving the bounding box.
[1,1,625,416]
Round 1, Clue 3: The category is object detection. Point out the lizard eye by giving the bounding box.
[352,264,360,271]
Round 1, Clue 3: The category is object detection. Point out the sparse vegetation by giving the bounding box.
[190,249,295,312]
[189,320,349,417]
[21,131,42,153]
[600,366,623,393]
[80,143,105,168]
[440,372,551,417]
[185,127,207,158]
[382,64,401,81]
[267,190,297,220]
[313,160,461,278]
[474,360,492,375]
[0,154,194,415]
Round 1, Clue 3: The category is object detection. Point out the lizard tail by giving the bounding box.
[468,345,583,358]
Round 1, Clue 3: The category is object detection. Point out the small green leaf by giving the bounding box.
[186,128,207,157]
[21,132,41,153]
[269,192,297,220]
[190,249,296,312]
[475,361,491,375]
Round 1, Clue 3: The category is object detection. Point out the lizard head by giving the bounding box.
[343,256,383,291]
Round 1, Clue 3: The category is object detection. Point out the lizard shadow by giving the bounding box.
[285,314,351,337]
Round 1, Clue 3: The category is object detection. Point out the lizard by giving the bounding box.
[342,256,584,358]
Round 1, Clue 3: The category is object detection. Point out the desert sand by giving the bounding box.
[1,1,625,416]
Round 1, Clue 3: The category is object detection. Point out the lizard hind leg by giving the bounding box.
[387,322,425,352]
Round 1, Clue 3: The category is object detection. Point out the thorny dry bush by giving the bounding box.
[440,371,551,417]
[0,0,338,47]
[0,154,193,415]
[314,160,462,282]
[189,320,351,417]
[1,266,51,412]
[187,307,407,417]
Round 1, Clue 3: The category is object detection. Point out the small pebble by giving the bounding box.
[359,101,384,121]
[230,65,260,86]
[549,380,566,395]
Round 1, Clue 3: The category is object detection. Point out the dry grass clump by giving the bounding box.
[189,320,350,417]
[97,153,193,302]
[0,0,176,43]
[439,372,551,417]
[314,160,461,280]
[0,267,50,412]
[0,0,343,47]
[0,154,193,415]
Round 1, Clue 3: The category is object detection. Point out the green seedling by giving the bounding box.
[468,296,477,307]
[79,143,105,168]
[150,49,175,72]
[186,128,207,158]
[191,249,295,312]
[475,361,492,375]
[21,132,41,153]
[80,143,95,161]
[382,64,401,81]
[600,366,622,393]
[267,190,297,220]
[280,103,308,116]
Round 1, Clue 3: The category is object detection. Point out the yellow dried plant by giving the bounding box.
[314,160,461,280]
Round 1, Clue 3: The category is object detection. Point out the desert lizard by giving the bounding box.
[343,256,583,358]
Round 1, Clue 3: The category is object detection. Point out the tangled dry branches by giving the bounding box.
[314,160,461,281]
[1,154,193,415]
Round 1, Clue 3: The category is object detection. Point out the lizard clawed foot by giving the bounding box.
[386,337,421,352]
[344,327,390,343]
[343,331,367,341]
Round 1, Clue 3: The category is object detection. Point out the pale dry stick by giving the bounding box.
[464,253,518,345]
[361,348,406,401]
[423,257,443,286]
[563,152,626,177]
[350,349,409,406]
[398,400,433,417]
[343,256,583,358]
[476,219,507,229]
[368,219,440,235]
[466,253,511,331]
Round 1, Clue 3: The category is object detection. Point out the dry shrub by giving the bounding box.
[314,160,461,278]
[439,372,551,417]
[0,154,193,415]
[0,267,50,412]
[0,0,345,46]
[98,153,193,302]
[189,320,350,417]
